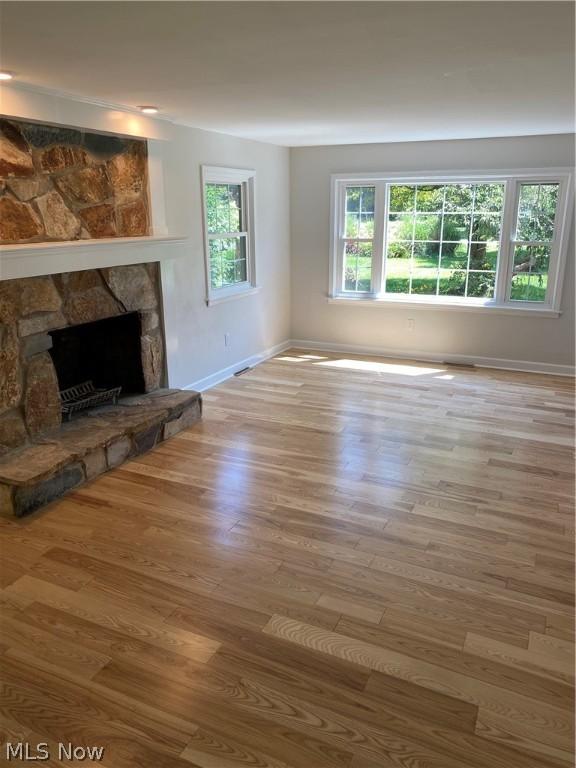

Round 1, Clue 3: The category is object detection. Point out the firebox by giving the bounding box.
[49,312,147,397]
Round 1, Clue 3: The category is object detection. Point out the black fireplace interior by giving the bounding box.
[49,312,146,395]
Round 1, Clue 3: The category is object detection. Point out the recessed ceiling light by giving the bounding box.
[0,71,14,81]
[139,105,158,114]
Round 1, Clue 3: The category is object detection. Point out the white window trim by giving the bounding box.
[201,165,258,306]
[329,168,574,315]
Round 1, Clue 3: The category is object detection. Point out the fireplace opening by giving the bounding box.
[49,312,147,405]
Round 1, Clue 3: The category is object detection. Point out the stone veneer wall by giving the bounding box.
[0,263,164,454]
[0,118,150,243]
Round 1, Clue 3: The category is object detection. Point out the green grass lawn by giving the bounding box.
[345,256,547,301]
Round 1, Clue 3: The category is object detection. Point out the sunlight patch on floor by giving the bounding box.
[314,358,445,376]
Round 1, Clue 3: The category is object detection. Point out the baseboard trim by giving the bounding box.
[289,339,575,377]
[183,338,574,390]
[184,340,292,392]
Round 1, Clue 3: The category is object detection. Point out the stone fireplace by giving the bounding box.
[1,262,165,448]
[0,262,201,516]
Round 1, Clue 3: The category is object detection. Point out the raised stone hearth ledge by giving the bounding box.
[0,389,202,517]
[0,235,188,280]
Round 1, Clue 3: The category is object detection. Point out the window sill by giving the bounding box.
[206,285,260,307]
[327,295,561,317]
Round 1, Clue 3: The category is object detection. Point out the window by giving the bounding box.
[331,171,573,314]
[202,166,257,305]
[510,183,558,303]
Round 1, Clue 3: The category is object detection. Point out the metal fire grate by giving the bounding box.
[59,380,122,420]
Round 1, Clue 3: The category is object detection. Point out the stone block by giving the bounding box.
[20,276,62,316]
[83,133,128,157]
[106,143,147,204]
[55,165,112,205]
[44,420,120,456]
[117,199,149,236]
[21,332,53,359]
[101,264,157,310]
[7,177,51,201]
[78,203,117,238]
[83,448,107,480]
[54,269,101,293]
[163,400,202,439]
[0,120,34,178]
[0,281,22,323]
[0,324,21,412]
[132,423,162,455]
[36,190,81,240]
[141,332,164,391]
[140,310,159,333]
[0,410,27,454]
[0,197,43,242]
[18,311,67,337]
[89,405,167,433]
[39,145,87,173]
[63,286,121,325]
[21,123,82,149]
[23,353,62,436]
[123,388,200,413]
[0,443,75,486]
[106,436,132,468]
[13,463,85,517]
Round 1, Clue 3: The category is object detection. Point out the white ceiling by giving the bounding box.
[1,2,574,146]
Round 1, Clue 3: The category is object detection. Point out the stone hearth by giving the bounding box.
[0,389,201,517]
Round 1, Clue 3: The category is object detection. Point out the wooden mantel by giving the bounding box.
[0,235,188,281]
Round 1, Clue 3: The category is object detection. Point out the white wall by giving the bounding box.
[2,88,291,389]
[290,135,575,372]
[159,124,291,389]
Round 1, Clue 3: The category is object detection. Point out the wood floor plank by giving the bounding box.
[262,616,574,742]
[0,349,573,768]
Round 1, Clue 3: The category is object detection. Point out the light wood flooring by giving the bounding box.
[1,349,574,768]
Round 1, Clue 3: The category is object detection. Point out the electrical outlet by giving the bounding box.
[407,318,415,331]
[224,333,231,348]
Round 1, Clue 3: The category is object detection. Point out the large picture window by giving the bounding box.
[202,166,257,305]
[330,171,572,314]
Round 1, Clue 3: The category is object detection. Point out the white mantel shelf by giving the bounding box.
[0,235,189,280]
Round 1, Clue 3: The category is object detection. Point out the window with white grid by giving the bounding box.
[202,166,257,305]
[330,171,572,314]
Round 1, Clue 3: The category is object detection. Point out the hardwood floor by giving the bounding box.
[1,349,574,768]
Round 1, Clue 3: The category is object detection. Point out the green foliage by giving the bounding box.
[344,240,372,291]
[439,270,466,296]
[517,183,558,241]
[389,185,415,212]
[510,273,548,302]
[467,272,495,298]
[206,183,242,234]
[416,185,443,211]
[387,242,411,259]
[411,278,437,295]
[513,245,549,273]
[445,184,473,211]
[475,184,504,211]
[469,243,497,271]
[346,187,375,238]
[209,237,246,289]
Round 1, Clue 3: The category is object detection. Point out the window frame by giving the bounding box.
[201,165,257,306]
[329,169,573,315]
